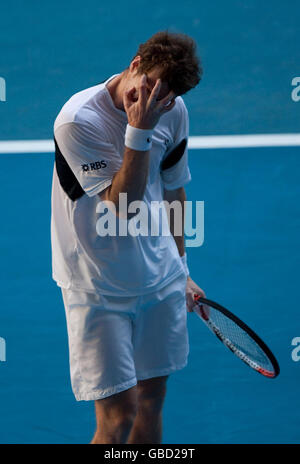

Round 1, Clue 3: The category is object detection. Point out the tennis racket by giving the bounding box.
[193,295,280,378]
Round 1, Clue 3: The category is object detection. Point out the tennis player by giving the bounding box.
[51,30,204,444]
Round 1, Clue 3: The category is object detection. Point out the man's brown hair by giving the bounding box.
[131,30,202,96]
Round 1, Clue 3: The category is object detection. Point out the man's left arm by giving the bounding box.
[163,186,206,312]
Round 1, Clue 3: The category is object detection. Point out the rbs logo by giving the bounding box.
[82,161,107,172]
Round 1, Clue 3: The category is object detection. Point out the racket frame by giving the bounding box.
[194,295,280,378]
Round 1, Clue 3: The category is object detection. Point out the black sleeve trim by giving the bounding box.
[54,137,85,201]
[54,77,110,201]
[160,138,187,171]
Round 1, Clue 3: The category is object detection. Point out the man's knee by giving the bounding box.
[137,376,168,413]
[95,386,138,427]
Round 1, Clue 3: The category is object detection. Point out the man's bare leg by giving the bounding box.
[126,375,168,444]
[91,386,138,444]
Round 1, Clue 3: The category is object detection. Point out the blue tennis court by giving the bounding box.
[0,0,299,444]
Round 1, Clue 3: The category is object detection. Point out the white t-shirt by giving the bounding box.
[51,73,192,296]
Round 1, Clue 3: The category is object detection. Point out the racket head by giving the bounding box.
[194,295,280,379]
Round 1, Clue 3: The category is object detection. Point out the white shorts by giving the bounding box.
[61,273,189,401]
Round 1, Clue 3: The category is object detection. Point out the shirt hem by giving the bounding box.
[85,177,113,197]
[52,267,186,297]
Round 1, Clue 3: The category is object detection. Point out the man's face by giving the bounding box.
[130,65,175,102]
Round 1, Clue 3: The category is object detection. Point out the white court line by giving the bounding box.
[0,134,300,153]
[188,133,300,149]
[0,140,54,154]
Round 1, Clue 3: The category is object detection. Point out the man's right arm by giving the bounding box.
[99,146,150,214]
[99,74,176,217]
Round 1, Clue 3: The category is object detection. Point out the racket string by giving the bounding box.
[207,306,274,372]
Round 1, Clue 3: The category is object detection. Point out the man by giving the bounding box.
[51,30,205,444]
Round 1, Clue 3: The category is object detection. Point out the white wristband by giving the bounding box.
[181,253,189,277]
[125,124,153,151]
